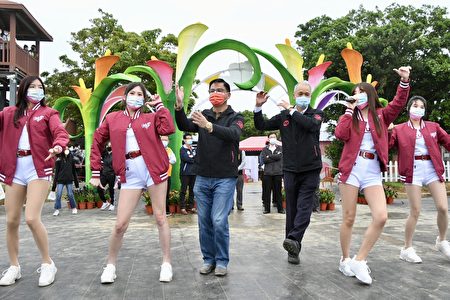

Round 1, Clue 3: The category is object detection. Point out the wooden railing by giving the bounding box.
[0,41,39,76]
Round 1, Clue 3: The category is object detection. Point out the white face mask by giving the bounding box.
[162,141,169,148]
[27,88,45,103]
[126,95,144,110]
[409,107,425,120]
[269,138,277,145]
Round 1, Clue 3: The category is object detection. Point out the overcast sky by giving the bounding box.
[16,0,450,115]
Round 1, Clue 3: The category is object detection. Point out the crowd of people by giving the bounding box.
[0,66,449,288]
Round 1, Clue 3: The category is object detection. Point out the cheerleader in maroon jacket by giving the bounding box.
[0,76,69,287]
[390,96,450,263]
[90,82,175,283]
[335,67,411,285]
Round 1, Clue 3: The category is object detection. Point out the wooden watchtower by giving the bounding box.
[0,0,52,109]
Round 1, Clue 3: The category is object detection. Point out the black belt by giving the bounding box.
[125,150,141,160]
[414,155,431,160]
[359,151,375,160]
[17,149,32,157]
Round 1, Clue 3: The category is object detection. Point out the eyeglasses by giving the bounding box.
[208,88,227,94]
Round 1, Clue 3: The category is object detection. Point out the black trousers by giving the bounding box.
[235,174,244,208]
[98,173,115,205]
[180,175,196,209]
[165,177,171,214]
[262,175,283,212]
[284,170,320,243]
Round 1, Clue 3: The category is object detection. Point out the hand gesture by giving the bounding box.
[175,84,184,110]
[393,66,411,81]
[255,91,269,107]
[45,146,62,161]
[192,111,208,128]
[277,99,291,110]
[89,178,104,189]
[145,94,162,109]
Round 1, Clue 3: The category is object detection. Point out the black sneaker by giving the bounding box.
[287,253,300,264]
[283,238,301,256]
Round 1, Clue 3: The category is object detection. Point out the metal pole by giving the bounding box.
[9,76,16,106]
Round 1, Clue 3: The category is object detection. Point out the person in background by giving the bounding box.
[90,82,175,283]
[0,76,69,287]
[161,135,176,216]
[51,147,79,216]
[254,81,323,266]
[234,149,246,211]
[390,95,450,263]
[260,132,284,214]
[175,78,244,276]
[179,133,196,215]
[335,66,411,284]
[98,142,116,211]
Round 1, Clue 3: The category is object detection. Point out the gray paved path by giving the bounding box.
[0,182,449,299]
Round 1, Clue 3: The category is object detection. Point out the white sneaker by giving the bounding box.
[72,208,78,215]
[159,262,173,282]
[37,260,57,287]
[0,265,21,286]
[108,205,115,211]
[338,257,355,277]
[400,247,422,263]
[101,264,116,283]
[435,236,450,260]
[100,202,110,210]
[349,256,372,285]
[53,210,60,216]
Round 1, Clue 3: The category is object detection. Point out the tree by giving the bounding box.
[240,110,270,140]
[295,4,450,130]
[42,9,178,107]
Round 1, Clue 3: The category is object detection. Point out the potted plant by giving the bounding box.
[326,190,336,211]
[142,191,153,215]
[318,189,329,211]
[86,189,96,209]
[384,185,398,205]
[357,191,367,205]
[168,190,179,214]
[77,188,87,210]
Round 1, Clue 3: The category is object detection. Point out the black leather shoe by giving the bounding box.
[237,207,244,211]
[288,253,300,264]
[263,210,270,214]
[278,210,285,214]
[283,238,301,256]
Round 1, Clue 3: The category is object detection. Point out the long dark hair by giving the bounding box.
[351,82,382,136]
[14,76,46,127]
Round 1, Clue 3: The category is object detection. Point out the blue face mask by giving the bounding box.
[356,92,368,106]
[126,95,144,110]
[295,96,310,110]
[27,88,45,103]
[185,140,193,145]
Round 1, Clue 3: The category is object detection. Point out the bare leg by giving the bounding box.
[24,180,52,264]
[428,181,448,241]
[404,185,422,248]
[106,189,141,265]
[339,183,359,258]
[148,181,171,263]
[4,184,26,266]
[356,185,387,260]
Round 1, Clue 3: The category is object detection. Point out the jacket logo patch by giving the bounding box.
[33,116,44,122]
[431,132,437,138]
[314,114,322,121]
[142,122,151,129]
[236,120,244,129]
[283,120,289,127]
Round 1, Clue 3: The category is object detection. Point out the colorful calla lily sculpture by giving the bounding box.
[53,23,386,188]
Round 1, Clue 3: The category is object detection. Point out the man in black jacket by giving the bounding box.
[179,133,196,214]
[261,132,284,214]
[175,78,244,277]
[254,81,323,265]
[98,143,116,211]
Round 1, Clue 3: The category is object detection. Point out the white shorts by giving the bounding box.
[408,159,440,187]
[345,155,382,190]
[13,156,51,186]
[121,155,154,189]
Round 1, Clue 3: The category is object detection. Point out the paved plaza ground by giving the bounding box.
[0,182,449,299]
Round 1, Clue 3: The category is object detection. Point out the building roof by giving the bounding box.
[0,0,53,41]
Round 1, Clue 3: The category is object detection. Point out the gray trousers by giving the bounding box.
[235,174,244,208]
